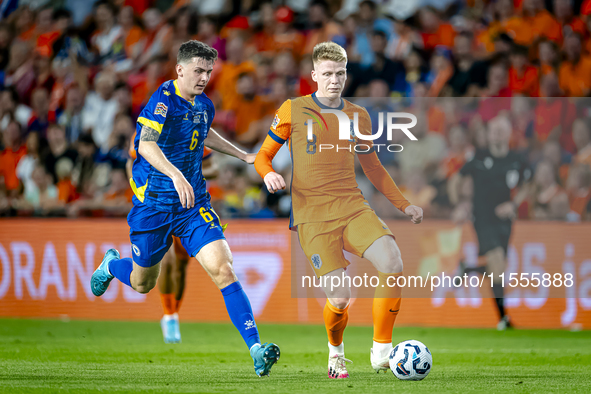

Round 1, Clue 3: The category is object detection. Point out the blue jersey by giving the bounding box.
[131,80,215,213]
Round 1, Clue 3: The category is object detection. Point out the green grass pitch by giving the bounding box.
[1,318,590,393]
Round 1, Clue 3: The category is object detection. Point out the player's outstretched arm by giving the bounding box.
[138,125,195,209]
[358,151,423,224]
[254,134,286,193]
[204,128,255,163]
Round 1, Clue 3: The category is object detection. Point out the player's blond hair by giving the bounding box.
[312,42,347,65]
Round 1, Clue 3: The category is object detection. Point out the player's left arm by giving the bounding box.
[358,152,422,224]
[356,108,422,224]
[495,156,533,220]
[204,127,256,164]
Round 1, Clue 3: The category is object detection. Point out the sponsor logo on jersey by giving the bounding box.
[163,90,171,96]
[311,254,322,269]
[271,114,280,129]
[154,102,168,117]
[194,111,208,124]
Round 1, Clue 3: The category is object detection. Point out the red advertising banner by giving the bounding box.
[0,219,590,329]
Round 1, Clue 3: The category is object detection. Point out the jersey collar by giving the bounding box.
[312,91,344,110]
[173,79,195,105]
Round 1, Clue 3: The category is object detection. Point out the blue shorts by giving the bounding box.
[127,202,225,267]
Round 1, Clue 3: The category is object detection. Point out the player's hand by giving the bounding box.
[245,153,257,164]
[405,205,423,224]
[264,172,286,193]
[451,202,471,225]
[495,201,516,220]
[172,173,195,209]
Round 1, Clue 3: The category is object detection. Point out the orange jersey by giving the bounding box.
[255,93,410,228]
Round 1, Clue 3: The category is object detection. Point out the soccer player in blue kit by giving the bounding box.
[90,40,280,377]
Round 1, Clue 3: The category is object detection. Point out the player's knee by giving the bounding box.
[330,297,350,309]
[379,245,403,273]
[389,253,404,273]
[134,277,158,294]
[212,262,236,286]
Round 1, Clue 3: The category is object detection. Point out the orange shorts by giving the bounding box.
[297,208,393,277]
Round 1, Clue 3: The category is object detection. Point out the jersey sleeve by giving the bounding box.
[268,99,292,144]
[203,146,213,160]
[254,100,292,180]
[137,85,171,134]
[358,152,410,212]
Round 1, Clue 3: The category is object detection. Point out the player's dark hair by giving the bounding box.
[177,40,218,64]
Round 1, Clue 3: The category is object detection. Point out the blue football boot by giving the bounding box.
[161,314,181,344]
[90,248,120,297]
[250,342,280,377]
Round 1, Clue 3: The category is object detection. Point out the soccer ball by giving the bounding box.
[389,339,432,380]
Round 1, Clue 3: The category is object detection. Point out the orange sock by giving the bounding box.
[323,300,349,346]
[372,272,402,343]
[160,293,175,315]
[174,298,183,313]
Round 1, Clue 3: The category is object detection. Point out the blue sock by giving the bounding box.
[109,258,133,287]
[221,281,261,349]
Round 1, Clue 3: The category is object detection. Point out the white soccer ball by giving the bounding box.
[389,339,432,380]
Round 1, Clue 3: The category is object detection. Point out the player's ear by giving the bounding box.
[311,68,317,82]
[176,63,183,78]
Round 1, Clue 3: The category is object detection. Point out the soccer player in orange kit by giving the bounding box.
[254,42,423,378]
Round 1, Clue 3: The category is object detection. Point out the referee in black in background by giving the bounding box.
[449,115,532,330]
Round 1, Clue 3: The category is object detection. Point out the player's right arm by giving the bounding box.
[254,100,292,193]
[448,159,474,224]
[138,125,195,209]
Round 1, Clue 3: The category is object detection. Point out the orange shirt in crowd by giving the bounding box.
[130,76,168,115]
[228,95,275,137]
[441,152,469,179]
[534,98,577,151]
[427,106,446,135]
[421,23,456,50]
[123,25,145,57]
[57,179,79,203]
[254,31,306,60]
[303,21,342,54]
[558,56,591,97]
[0,146,27,191]
[36,30,62,57]
[505,11,561,46]
[508,65,539,97]
[540,63,555,76]
[216,60,256,110]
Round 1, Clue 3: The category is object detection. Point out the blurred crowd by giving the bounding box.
[1,0,591,221]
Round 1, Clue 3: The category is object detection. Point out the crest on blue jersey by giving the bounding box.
[194,111,208,124]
